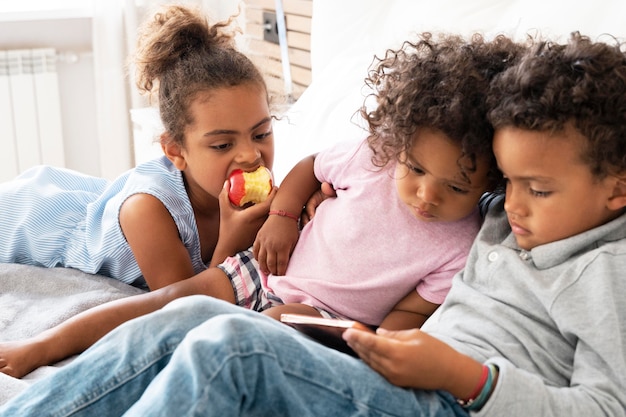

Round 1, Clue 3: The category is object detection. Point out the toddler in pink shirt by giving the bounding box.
[254,33,524,329]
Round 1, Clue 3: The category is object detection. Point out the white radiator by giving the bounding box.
[0,48,65,182]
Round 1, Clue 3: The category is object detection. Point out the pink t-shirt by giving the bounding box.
[265,139,482,326]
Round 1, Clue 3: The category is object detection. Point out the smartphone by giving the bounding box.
[280,313,375,357]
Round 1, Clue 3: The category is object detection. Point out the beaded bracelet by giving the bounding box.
[269,209,299,222]
[458,364,498,411]
[457,365,488,407]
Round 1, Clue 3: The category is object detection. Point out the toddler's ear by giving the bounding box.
[607,175,626,211]
[160,133,187,171]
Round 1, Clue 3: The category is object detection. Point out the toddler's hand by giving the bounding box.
[301,182,336,226]
[253,213,299,276]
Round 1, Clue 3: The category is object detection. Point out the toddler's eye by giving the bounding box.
[254,131,273,141]
[449,185,469,194]
[406,162,425,175]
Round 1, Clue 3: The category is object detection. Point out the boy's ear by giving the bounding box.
[160,133,187,171]
[607,175,626,211]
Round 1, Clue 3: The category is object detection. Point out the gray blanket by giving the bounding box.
[0,263,144,405]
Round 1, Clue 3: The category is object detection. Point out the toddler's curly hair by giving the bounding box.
[364,32,525,189]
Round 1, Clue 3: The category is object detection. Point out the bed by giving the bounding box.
[2,0,625,405]
[0,265,144,404]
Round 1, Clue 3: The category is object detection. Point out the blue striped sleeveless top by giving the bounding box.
[0,156,207,287]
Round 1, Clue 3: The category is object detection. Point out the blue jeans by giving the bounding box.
[0,296,467,417]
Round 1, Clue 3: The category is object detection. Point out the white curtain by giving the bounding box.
[92,0,134,179]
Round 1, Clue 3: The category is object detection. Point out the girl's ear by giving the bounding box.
[161,133,187,171]
[607,175,626,211]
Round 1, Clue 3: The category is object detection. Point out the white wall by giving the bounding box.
[201,0,240,20]
[0,12,101,177]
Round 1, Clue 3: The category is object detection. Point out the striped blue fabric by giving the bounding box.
[0,156,207,286]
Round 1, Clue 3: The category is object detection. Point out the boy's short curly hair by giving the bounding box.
[364,32,525,189]
[488,31,626,178]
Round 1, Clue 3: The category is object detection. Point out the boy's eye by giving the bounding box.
[530,189,551,197]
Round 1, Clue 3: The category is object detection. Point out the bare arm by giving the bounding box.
[378,290,439,330]
[120,186,276,289]
[0,267,234,378]
[253,154,321,275]
[120,193,196,290]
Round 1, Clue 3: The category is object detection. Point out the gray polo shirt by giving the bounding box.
[429,199,626,416]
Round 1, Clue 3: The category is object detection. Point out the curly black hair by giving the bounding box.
[488,31,626,178]
[363,32,526,189]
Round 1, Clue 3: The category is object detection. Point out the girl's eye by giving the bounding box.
[254,130,273,141]
[210,143,232,151]
[530,189,551,197]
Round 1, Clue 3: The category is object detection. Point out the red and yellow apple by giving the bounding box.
[228,166,273,206]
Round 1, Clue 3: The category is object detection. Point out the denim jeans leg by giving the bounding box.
[123,313,468,417]
[0,296,243,417]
